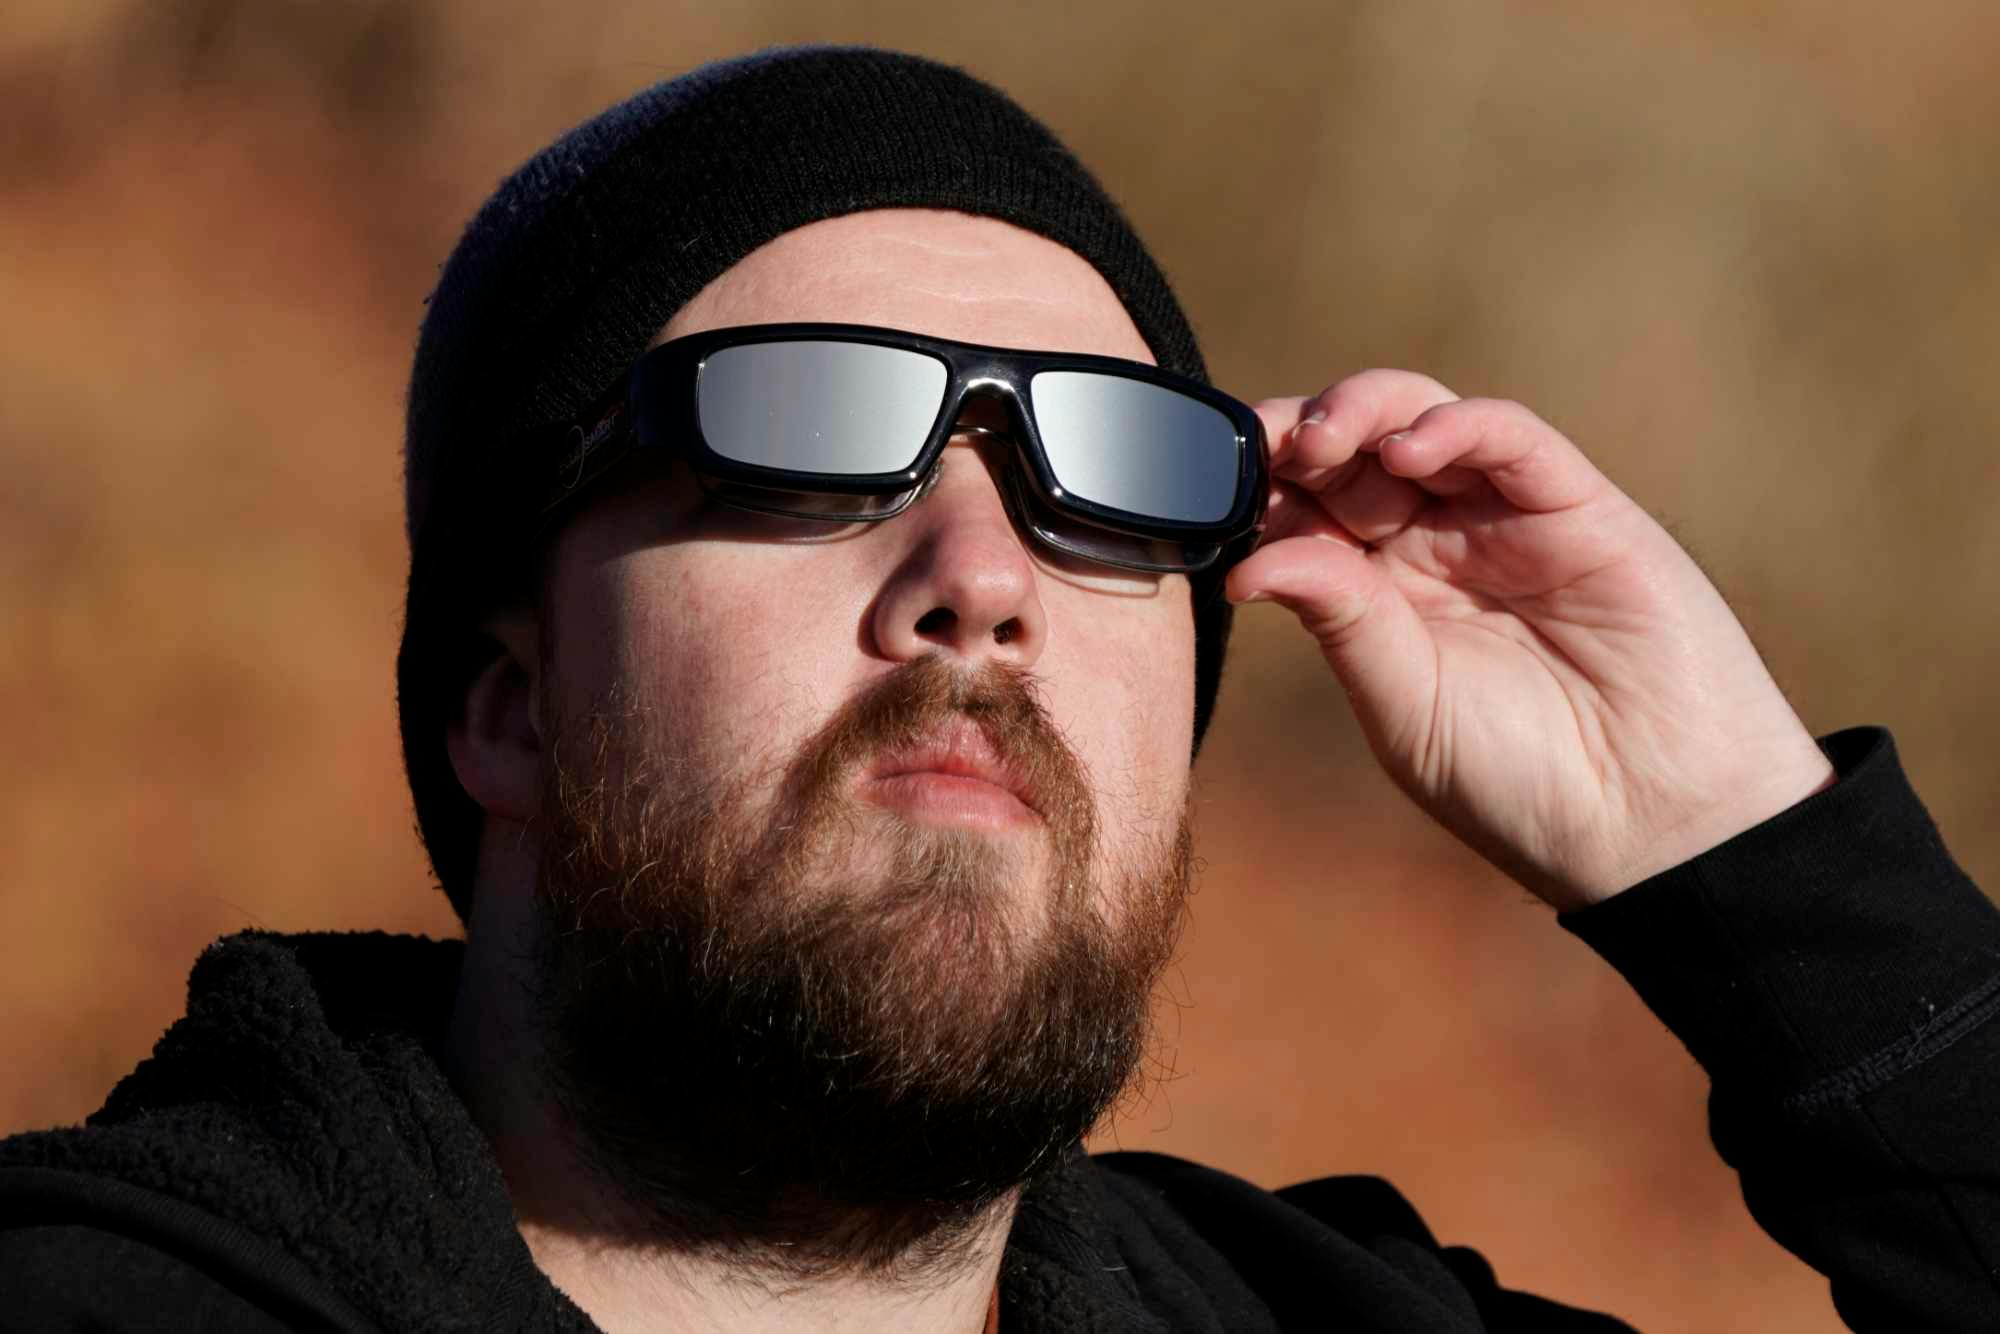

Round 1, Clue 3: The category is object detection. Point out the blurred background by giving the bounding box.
[4,1,1996,1327]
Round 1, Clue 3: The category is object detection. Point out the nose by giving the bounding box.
[867,429,1047,671]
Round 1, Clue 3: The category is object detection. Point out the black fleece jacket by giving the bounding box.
[2,727,1995,1332]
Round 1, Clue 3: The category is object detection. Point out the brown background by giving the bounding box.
[5,2,1997,1329]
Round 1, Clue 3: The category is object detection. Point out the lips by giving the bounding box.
[860,717,1042,825]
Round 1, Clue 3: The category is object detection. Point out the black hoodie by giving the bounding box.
[3,727,1996,1332]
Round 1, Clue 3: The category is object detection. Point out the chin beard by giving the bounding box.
[529,653,1192,1280]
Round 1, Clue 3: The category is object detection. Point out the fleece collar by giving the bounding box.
[0,931,1164,1333]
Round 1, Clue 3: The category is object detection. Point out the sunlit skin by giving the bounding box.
[444,209,1196,1334]
[1229,376,1836,909]
[442,207,1836,1333]
[534,210,1194,931]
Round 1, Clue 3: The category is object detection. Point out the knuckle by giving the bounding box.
[1312,376,1384,432]
[1312,376,1375,418]
[1466,397,1546,431]
[1412,397,1474,430]
[1305,578,1379,648]
[1310,370,1463,442]
[1417,396,1544,442]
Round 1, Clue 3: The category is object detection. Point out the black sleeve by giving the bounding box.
[1559,727,2000,1332]
[0,1225,300,1333]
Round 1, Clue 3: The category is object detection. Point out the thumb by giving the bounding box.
[1227,535,1437,745]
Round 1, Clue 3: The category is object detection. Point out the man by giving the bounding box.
[1,43,1994,1333]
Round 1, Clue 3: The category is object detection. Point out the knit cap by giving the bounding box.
[400,43,1234,917]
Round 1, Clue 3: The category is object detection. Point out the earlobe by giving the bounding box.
[445,617,543,826]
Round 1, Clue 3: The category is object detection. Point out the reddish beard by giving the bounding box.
[530,653,1192,1279]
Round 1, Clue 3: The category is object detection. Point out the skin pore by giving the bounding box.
[440,209,1200,1334]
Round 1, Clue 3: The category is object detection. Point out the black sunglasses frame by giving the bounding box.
[542,322,1268,573]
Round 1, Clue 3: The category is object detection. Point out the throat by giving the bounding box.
[512,1177,1016,1334]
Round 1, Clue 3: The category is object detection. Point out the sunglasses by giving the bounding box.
[542,322,1269,574]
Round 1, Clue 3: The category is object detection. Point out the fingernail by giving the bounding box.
[1299,411,1327,431]
[1231,588,1270,604]
[1382,430,1412,445]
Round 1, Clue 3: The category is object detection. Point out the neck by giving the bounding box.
[442,875,1013,1334]
[515,1210,1009,1334]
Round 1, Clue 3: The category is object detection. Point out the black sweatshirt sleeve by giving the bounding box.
[1559,726,2000,1332]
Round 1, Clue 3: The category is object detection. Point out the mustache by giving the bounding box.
[785,653,1088,821]
[541,651,1101,923]
[742,651,1099,918]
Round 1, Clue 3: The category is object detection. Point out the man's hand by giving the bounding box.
[1228,370,1835,911]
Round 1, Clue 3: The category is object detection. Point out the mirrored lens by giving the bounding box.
[1029,372,1240,523]
[697,340,948,476]
[1001,464,1220,573]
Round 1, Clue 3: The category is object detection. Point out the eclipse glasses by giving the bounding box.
[544,322,1269,574]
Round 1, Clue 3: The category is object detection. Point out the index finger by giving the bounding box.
[1251,396,1311,463]
[1255,370,1461,479]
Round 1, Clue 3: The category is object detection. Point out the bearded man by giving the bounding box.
[3,44,1996,1334]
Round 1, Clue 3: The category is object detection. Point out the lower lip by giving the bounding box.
[861,772,1040,831]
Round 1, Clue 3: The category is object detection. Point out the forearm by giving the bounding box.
[1562,727,2000,1331]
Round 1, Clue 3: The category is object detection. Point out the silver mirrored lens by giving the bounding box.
[1001,464,1219,573]
[1029,372,1239,523]
[697,341,948,475]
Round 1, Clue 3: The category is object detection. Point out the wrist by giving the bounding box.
[1565,742,1839,910]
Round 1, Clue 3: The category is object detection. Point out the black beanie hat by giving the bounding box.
[400,43,1234,919]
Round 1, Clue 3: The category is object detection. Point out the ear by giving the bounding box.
[445,609,542,826]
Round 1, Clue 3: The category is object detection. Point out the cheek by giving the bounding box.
[543,509,1197,842]
[546,547,875,786]
[1042,584,1196,841]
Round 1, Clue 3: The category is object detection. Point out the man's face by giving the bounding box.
[539,208,1197,901]
[519,209,1199,1266]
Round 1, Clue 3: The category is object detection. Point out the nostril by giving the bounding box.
[992,617,1021,646]
[914,607,957,638]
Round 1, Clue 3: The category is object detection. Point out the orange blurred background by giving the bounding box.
[4,2,1997,1328]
